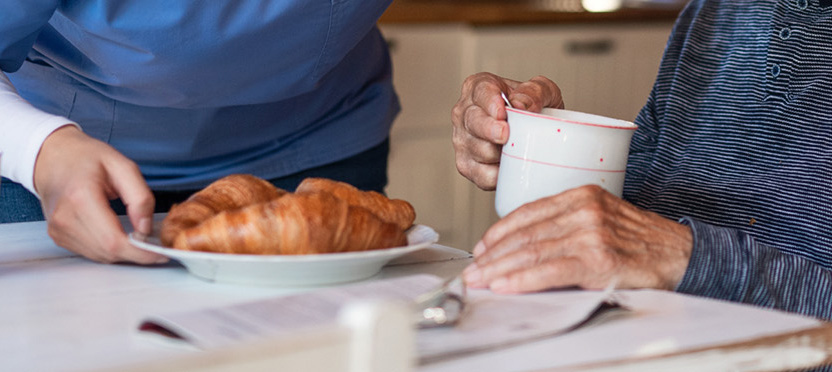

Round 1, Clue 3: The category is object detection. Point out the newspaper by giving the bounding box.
[137,274,617,363]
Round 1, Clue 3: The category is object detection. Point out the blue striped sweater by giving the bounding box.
[622,0,832,319]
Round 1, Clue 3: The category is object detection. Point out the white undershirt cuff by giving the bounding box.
[0,72,80,197]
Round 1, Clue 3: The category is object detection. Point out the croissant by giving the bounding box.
[171,191,408,255]
[296,177,416,231]
[160,174,288,246]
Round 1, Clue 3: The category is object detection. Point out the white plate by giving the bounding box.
[129,224,439,287]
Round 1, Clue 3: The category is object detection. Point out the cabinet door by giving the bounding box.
[386,135,458,244]
[381,25,478,250]
[381,25,472,133]
[475,23,673,122]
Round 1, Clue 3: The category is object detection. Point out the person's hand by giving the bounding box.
[451,72,564,190]
[34,125,167,264]
[462,185,693,293]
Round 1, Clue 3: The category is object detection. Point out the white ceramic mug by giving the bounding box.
[494,108,637,217]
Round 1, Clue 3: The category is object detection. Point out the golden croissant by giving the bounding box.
[160,174,288,247]
[296,177,416,231]
[171,191,408,254]
[160,175,416,255]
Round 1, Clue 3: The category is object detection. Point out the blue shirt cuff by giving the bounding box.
[674,216,751,302]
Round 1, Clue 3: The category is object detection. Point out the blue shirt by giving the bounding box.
[624,0,832,319]
[1,0,398,190]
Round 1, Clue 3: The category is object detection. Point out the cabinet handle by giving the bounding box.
[565,39,614,55]
[385,38,398,53]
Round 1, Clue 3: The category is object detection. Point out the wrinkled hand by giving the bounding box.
[462,185,693,293]
[451,72,564,190]
[34,125,167,264]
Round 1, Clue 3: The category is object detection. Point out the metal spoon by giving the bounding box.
[501,92,513,109]
[414,275,467,329]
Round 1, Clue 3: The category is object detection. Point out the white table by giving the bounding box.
[3,220,832,372]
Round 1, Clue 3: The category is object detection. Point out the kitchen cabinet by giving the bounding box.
[382,25,477,251]
[474,23,672,122]
[381,21,674,251]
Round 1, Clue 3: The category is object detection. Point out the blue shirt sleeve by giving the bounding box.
[676,217,832,321]
[0,0,60,72]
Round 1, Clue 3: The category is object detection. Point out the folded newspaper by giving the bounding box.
[137,274,619,363]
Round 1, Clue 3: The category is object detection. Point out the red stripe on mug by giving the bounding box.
[502,152,626,173]
[506,107,638,130]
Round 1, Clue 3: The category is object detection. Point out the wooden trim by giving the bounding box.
[380,2,683,26]
[545,323,832,372]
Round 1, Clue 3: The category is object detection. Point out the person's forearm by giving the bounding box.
[676,217,832,320]
[0,71,79,195]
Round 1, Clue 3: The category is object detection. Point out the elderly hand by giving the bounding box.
[34,125,167,264]
[462,185,693,293]
[451,73,564,190]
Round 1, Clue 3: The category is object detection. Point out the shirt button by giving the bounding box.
[779,27,791,40]
[772,64,781,78]
[796,0,808,10]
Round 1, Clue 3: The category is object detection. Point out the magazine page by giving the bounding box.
[138,274,616,361]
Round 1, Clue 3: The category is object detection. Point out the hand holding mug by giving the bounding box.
[451,73,564,191]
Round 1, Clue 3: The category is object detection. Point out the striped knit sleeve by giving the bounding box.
[676,217,832,320]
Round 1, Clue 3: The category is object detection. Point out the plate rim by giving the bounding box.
[128,224,439,263]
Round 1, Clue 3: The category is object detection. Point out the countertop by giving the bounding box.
[380,0,687,25]
[5,218,832,372]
